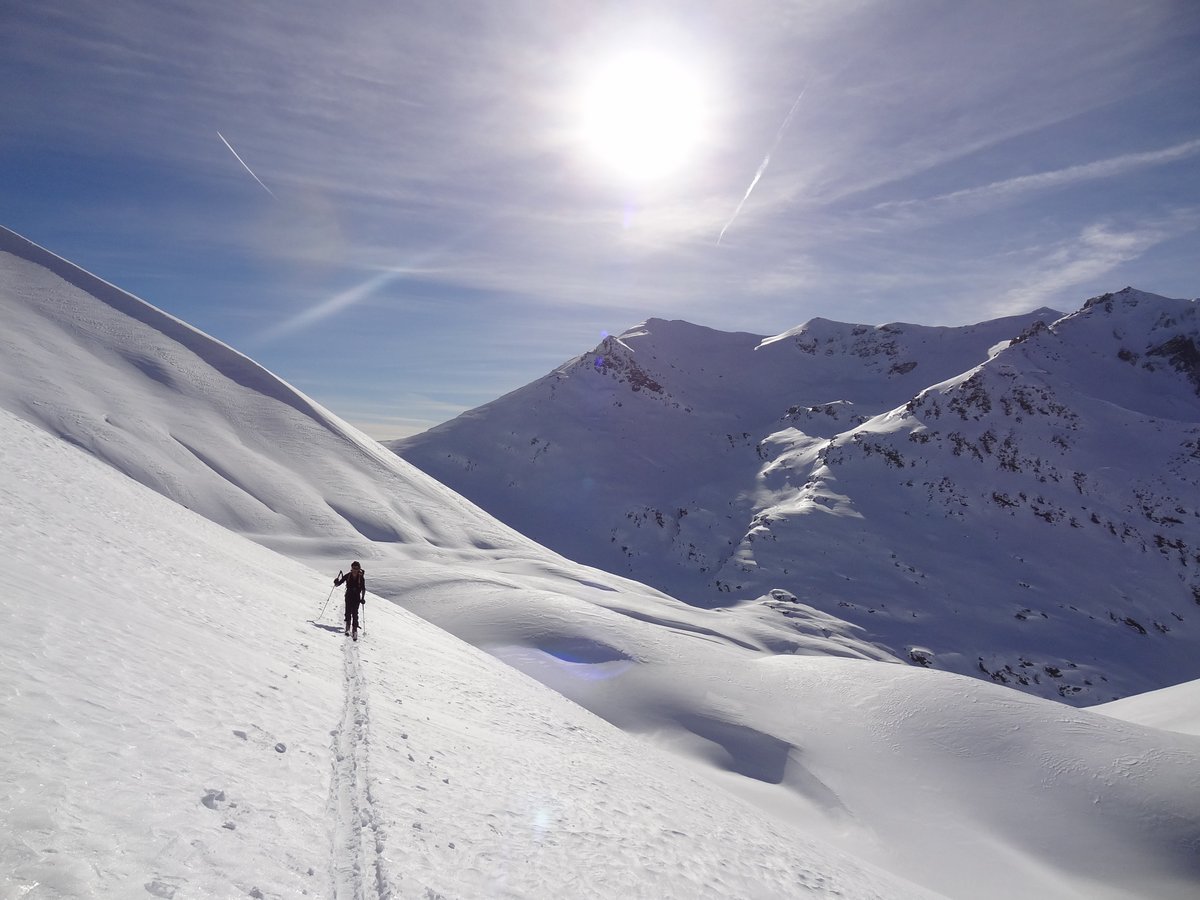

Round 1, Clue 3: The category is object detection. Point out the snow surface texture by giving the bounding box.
[2,410,934,900]
[393,293,1200,705]
[1095,679,1200,737]
[4,224,1200,898]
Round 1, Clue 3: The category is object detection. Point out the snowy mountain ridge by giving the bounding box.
[394,306,1061,590]
[761,287,1200,700]
[4,224,1200,898]
[393,290,1200,705]
[0,224,555,559]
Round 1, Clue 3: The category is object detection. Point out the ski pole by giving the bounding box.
[316,571,341,621]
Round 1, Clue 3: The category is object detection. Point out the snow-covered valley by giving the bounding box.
[3,224,1200,899]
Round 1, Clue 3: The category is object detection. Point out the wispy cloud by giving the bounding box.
[877,138,1200,220]
[991,214,1198,316]
[252,267,414,345]
[7,0,1199,432]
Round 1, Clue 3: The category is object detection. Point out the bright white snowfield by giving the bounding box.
[2,225,1200,899]
[1,411,933,900]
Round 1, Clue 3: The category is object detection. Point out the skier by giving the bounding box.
[334,561,366,640]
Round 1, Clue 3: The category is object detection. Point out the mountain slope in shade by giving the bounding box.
[734,288,1200,704]
[391,309,1060,598]
[392,292,1200,704]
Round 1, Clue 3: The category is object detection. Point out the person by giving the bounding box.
[334,561,366,640]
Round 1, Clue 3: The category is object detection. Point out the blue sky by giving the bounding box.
[3,0,1198,438]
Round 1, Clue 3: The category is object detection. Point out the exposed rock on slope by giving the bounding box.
[394,291,1200,703]
[392,310,1060,597]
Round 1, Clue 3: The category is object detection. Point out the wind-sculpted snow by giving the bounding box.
[0,226,325,426]
[0,226,547,556]
[397,567,1200,900]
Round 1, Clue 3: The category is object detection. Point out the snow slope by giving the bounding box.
[4,225,1200,898]
[2,408,936,900]
[391,293,1200,705]
[0,225,545,562]
[1095,679,1200,737]
[5,406,1200,899]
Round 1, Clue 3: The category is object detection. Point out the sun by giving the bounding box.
[575,49,709,184]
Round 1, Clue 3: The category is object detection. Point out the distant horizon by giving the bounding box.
[5,221,1187,442]
[4,1,1198,438]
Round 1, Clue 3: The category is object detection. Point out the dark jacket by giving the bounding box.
[335,569,366,604]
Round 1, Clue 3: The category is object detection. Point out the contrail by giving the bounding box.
[217,131,276,198]
[255,268,407,344]
[717,84,808,245]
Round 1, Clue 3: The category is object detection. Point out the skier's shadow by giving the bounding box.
[310,621,345,635]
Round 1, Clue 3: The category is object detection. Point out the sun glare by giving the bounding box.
[576,50,709,184]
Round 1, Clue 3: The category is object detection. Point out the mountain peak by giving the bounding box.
[1081,286,1178,311]
[616,317,766,350]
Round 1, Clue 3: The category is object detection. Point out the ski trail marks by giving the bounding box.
[328,638,392,899]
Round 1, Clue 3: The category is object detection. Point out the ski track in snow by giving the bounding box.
[329,637,392,900]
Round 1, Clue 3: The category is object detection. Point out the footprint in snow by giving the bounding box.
[233,725,288,754]
[201,789,226,810]
[144,879,183,898]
